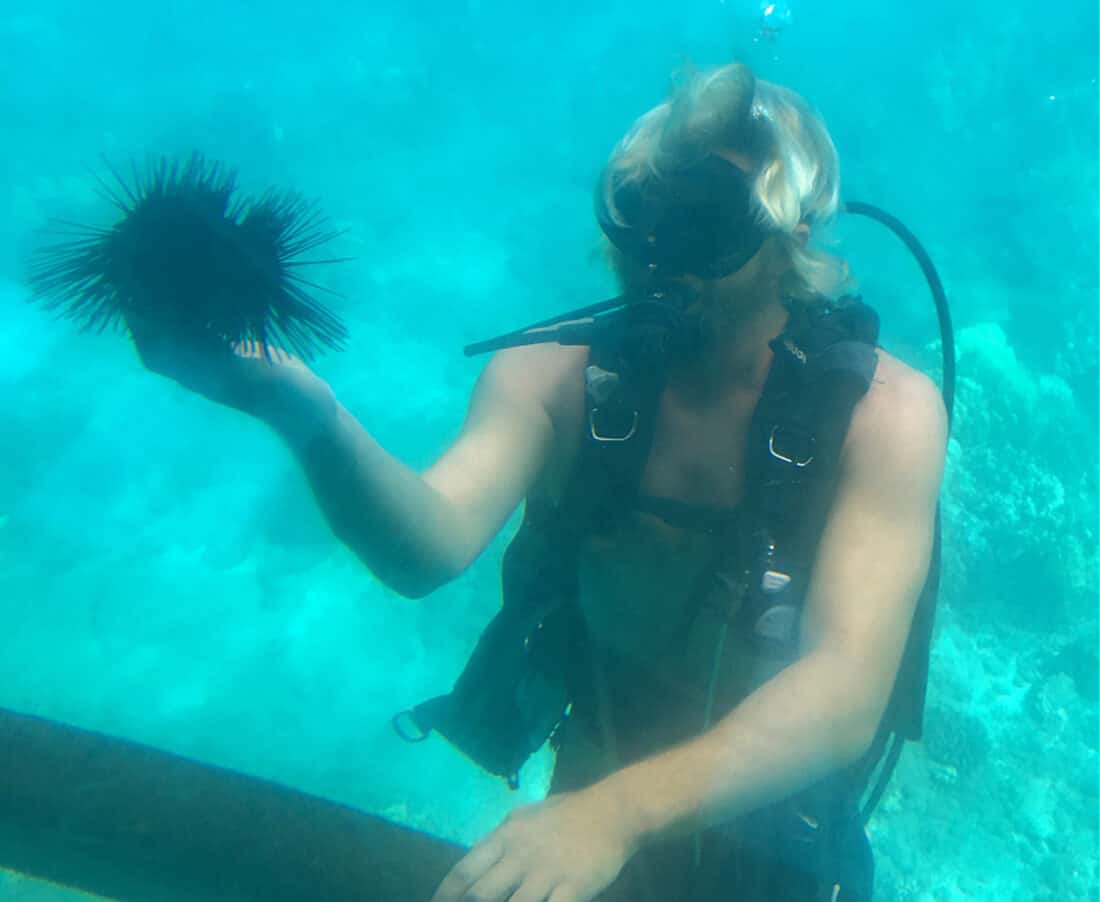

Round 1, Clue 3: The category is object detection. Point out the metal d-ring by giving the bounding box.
[768,426,814,467]
[589,407,638,442]
[391,710,430,743]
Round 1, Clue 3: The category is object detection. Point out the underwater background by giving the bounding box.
[0,1,1096,899]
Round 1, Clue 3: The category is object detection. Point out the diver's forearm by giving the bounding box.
[598,649,876,844]
[254,376,463,597]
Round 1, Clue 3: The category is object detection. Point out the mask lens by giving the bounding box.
[596,156,771,279]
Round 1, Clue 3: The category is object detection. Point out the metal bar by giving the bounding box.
[0,707,465,902]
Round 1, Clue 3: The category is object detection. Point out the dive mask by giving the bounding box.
[595,154,774,280]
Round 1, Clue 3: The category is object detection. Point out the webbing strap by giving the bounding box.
[558,327,667,531]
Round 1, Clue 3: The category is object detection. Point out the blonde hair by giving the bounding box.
[601,64,850,298]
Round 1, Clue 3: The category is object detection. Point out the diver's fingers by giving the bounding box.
[545,884,583,902]
[460,859,526,902]
[231,339,260,358]
[231,340,300,368]
[430,838,505,902]
[508,871,557,902]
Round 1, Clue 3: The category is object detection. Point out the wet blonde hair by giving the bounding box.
[601,63,850,299]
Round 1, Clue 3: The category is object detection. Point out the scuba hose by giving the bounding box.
[842,201,955,426]
[687,202,954,840]
[840,201,955,823]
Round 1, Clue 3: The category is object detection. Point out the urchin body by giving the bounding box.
[27,154,348,361]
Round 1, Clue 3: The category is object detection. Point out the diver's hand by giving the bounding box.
[127,314,317,415]
[431,788,639,902]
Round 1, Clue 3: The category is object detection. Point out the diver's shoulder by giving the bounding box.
[870,350,944,413]
[485,340,588,421]
[846,349,947,469]
[488,341,588,503]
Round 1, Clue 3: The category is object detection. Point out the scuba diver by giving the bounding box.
[126,63,948,902]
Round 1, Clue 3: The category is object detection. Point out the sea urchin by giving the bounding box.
[26,153,349,361]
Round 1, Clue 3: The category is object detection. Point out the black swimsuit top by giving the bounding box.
[631,492,743,536]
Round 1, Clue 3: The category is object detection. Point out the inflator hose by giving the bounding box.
[843,201,955,427]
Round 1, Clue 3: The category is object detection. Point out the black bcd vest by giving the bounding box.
[394,295,940,819]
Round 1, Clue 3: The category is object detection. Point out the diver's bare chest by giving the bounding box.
[542,377,759,516]
[638,384,757,508]
[586,384,756,574]
[573,385,759,657]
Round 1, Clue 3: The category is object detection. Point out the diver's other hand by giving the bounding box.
[128,313,318,415]
[431,788,638,902]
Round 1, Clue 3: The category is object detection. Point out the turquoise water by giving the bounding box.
[0,1,1096,900]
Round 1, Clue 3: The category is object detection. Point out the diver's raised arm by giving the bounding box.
[132,323,581,598]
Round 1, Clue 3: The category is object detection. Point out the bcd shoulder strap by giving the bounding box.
[737,295,881,656]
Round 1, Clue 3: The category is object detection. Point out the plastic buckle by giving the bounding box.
[768,425,814,467]
[589,407,638,442]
